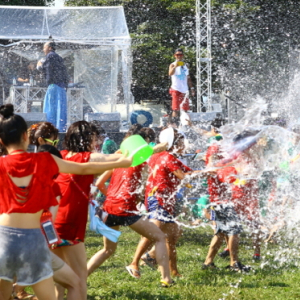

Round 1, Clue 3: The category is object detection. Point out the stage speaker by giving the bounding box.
[18,113,47,127]
[84,112,121,132]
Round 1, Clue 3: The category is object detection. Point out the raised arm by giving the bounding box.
[169,62,178,76]
[51,154,132,176]
[152,142,168,154]
[89,152,124,162]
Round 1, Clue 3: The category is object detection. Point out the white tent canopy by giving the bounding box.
[0,6,132,117]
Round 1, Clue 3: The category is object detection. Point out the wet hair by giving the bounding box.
[90,120,106,136]
[124,124,146,140]
[37,144,62,159]
[0,143,7,156]
[28,122,59,146]
[0,104,27,146]
[233,130,260,143]
[211,114,225,132]
[274,117,287,128]
[263,118,276,126]
[64,121,95,152]
[292,124,300,135]
[140,127,156,143]
[168,128,184,152]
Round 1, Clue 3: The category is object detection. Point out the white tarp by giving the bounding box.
[0,6,132,117]
[0,6,130,44]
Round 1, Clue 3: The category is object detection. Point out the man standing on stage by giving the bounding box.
[169,48,195,119]
[37,41,69,132]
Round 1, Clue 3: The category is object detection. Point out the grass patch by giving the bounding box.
[85,226,300,300]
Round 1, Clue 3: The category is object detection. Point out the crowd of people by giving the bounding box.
[0,102,298,300]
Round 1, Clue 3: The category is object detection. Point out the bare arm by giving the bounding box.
[51,155,132,176]
[173,169,192,180]
[95,170,113,196]
[17,78,29,83]
[169,62,178,76]
[152,142,168,154]
[89,152,123,162]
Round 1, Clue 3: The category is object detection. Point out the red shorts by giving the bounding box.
[169,88,189,111]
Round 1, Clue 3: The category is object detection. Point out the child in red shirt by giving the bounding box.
[87,126,173,287]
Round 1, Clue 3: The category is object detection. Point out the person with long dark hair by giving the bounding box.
[0,105,131,300]
[53,121,131,299]
[28,121,59,149]
[87,125,173,287]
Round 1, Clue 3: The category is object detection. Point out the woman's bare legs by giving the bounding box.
[87,226,120,276]
[204,233,225,265]
[31,277,56,300]
[53,262,81,300]
[52,243,88,300]
[154,221,182,276]
[128,218,172,283]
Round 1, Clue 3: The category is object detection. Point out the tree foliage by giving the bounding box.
[0,0,46,6]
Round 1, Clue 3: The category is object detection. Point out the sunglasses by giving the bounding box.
[175,53,183,56]
[44,138,59,146]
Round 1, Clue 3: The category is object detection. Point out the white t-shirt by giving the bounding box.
[171,64,189,93]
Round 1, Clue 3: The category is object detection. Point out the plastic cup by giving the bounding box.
[120,135,153,167]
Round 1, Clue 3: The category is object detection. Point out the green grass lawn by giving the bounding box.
[85,226,300,300]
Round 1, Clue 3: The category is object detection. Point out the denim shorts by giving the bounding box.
[147,196,175,223]
[0,225,53,286]
[105,214,142,227]
[210,203,243,236]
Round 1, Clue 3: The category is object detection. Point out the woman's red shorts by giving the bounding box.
[169,88,189,111]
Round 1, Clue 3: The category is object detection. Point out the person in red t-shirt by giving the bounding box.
[51,121,133,299]
[130,128,208,277]
[202,141,250,272]
[0,104,132,300]
[87,127,173,287]
[215,130,262,260]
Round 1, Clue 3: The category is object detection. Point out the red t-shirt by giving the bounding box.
[103,162,147,216]
[55,151,94,241]
[231,179,259,220]
[52,182,62,199]
[205,143,223,166]
[205,144,236,204]
[145,151,192,214]
[0,152,58,214]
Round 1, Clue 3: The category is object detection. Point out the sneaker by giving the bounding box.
[218,249,230,258]
[227,262,251,273]
[202,262,218,270]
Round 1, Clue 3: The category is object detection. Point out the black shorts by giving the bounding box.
[210,204,243,236]
[105,214,142,227]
